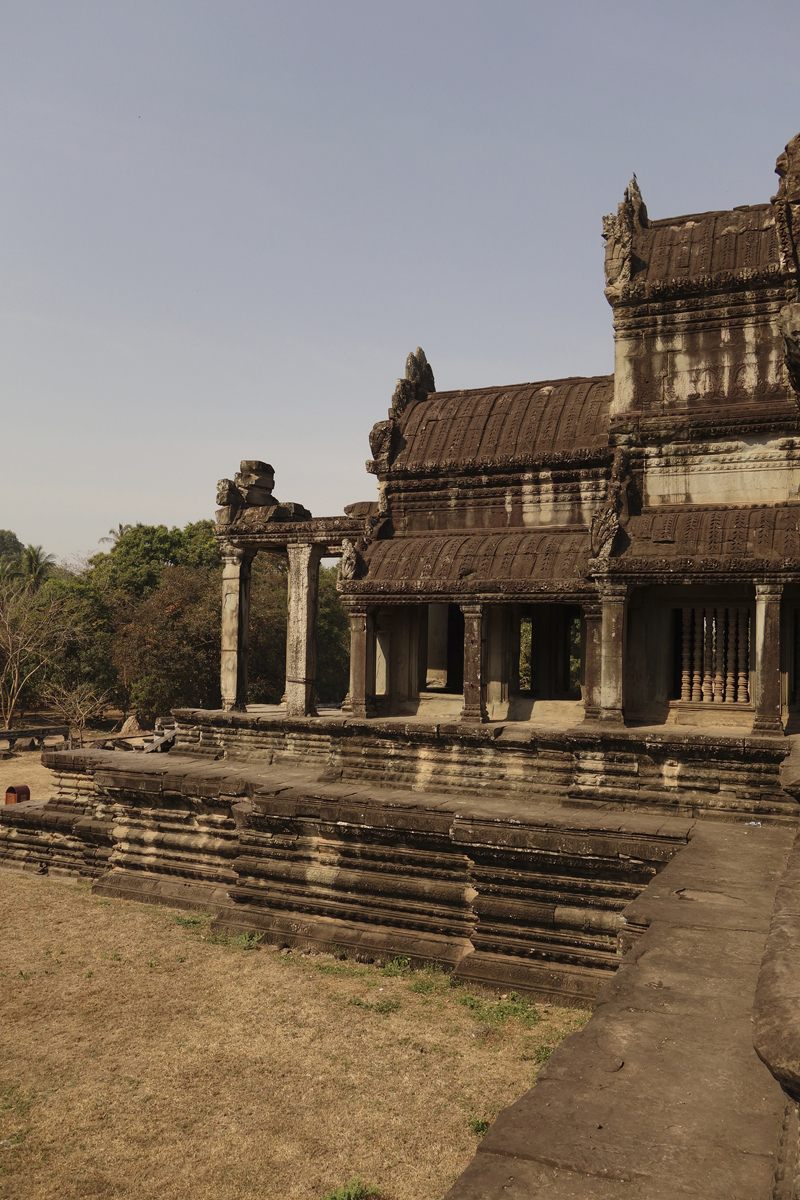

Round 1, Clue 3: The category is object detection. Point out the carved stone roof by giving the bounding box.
[630,204,779,287]
[351,529,591,597]
[388,375,612,476]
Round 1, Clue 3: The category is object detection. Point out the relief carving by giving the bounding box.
[590,451,633,559]
[602,176,649,302]
[779,303,800,394]
[338,538,361,581]
[367,348,436,474]
[772,133,800,277]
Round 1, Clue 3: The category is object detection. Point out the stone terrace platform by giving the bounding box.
[2,720,799,1197]
[172,707,800,822]
[446,820,796,1200]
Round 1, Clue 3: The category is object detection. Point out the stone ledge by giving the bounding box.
[445,822,796,1200]
[753,828,800,1102]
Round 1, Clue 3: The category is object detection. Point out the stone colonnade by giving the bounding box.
[220,544,788,733]
[220,541,325,717]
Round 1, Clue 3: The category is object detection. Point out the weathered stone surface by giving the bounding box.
[172,710,798,819]
[1,747,695,1006]
[753,829,800,1102]
[446,823,795,1200]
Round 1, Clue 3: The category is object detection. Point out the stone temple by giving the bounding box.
[6,133,800,1198]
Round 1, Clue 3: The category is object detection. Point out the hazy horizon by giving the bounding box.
[3,1,800,559]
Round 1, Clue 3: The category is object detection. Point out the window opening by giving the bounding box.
[672,605,750,703]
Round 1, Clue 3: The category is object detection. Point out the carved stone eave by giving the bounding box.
[336,578,598,608]
[611,264,784,307]
[590,556,800,586]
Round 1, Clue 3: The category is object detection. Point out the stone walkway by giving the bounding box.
[446,820,796,1199]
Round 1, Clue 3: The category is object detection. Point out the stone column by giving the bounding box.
[460,603,487,723]
[582,601,602,720]
[753,583,784,735]
[220,546,253,712]
[284,543,324,717]
[348,604,376,719]
[599,583,628,725]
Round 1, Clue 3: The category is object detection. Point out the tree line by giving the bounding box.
[0,522,350,731]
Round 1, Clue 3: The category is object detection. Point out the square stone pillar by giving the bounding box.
[753,583,784,735]
[460,603,488,723]
[348,604,376,719]
[220,546,253,712]
[285,543,324,717]
[582,601,603,720]
[599,583,628,725]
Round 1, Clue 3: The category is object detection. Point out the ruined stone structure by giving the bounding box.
[7,134,800,1199]
[212,139,800,741]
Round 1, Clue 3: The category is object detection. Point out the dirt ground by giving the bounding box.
[0,872,588,1200]
[0,753,61,804]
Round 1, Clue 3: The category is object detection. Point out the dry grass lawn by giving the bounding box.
[0,870,588,1200]
[0,753,62,804]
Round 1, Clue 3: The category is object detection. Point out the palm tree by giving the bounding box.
[15,545,57,591]
[100,524,133,545]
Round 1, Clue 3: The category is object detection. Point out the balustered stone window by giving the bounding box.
[672,605,751,705]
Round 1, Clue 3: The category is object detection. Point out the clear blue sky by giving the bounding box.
[2,1,799,559]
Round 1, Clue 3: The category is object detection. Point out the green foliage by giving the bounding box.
[380,955,410,977]
[316,564,350,704]
[468,1117,489,1136]
[321,1179,379,1200]
[16,545,57,590]
[518,615,532,691]
[0,516,350,725]
[112,564,222,722]
[0,529,23,564]
[172,914,207,929]
[93,520,220,598]
[455,990,540,1026]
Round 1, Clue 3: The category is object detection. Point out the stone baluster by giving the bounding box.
[460,603,488,723]
[681,606,692,701]
[713,608,725,702]
[284,543,324,717]
[692,606,703,702]
[753,584,783,734]
[347,603,377,719]
[737,607,751,704]
[725,607,737,703]
[598,583,628,724]
[220,545,254,712]
[702,608,714,702]
[582,601,603,719]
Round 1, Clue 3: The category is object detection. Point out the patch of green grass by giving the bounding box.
[321,1177,380,1200]
[172,913,207,929]
[468,1117,489,1136]
[455,990,540,1026]
[407,965,450,995]
[0,1085,36,1119]
[347,997,401,1016]
[380,955,410,977]
[313,960,353,977]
